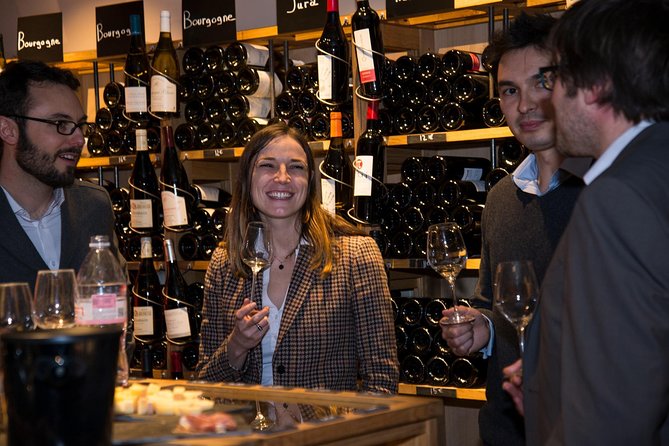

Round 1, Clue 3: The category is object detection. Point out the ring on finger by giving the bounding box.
[256,323,263,332]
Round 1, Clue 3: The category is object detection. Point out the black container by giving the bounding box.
[2,326,122,446]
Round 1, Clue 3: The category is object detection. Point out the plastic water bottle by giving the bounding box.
[76,235,129,386]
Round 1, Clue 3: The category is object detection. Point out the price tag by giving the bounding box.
[17,13,63,63]
[109,155,129,165]
[182,0,237,47]
[407,133,446,144]
[386,0,454,19]
[415,386,457,397]
[203,148,225,159]
[276,0,326,34]
[95,1,143,58]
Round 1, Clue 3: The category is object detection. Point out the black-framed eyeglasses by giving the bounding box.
[6,115,92,136]
[538,65,558,91]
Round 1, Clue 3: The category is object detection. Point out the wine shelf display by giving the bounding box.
[394,296,488,388]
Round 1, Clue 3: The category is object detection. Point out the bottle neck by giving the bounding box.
[140,239,153,260]
[327,0,340,13]
[160,12,171,33]
[330,112,343,139]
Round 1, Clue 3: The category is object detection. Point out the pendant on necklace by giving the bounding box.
[278,264,285,270]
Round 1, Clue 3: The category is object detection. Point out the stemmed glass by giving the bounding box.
[241,221,273,431]
[493,260,539,355]
[427,222,473,325]
[0,283,35,430]
[32,269,78,329]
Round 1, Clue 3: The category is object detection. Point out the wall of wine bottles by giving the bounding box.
[394,296,487,388]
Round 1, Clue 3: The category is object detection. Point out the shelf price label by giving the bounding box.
[203,148,226,159]
[276,0,326,34]
[407,133,446,144]
[182,0,237,47]
[109,155,130,165]
[386,0,454,19]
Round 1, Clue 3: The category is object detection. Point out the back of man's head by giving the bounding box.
[552,0,669,122]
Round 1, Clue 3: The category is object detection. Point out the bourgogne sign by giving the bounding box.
[17,12,63,63]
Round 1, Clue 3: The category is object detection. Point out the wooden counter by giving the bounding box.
[111,379,444,446]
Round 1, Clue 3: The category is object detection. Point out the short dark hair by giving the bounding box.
[0,60,80,154]
[552,0,669,122]
[485,11,557,81]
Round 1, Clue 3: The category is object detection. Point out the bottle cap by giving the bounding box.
[89,235,111,248]
[135,128,148,151]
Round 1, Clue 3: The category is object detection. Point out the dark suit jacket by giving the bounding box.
[0,180,120,292]
[524,122,669,444]
[197,235,399,394]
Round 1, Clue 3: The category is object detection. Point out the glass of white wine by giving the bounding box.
[241,221,273,431]
[32,269,77,330]
[493,260,539,355]
[426,222,473,325]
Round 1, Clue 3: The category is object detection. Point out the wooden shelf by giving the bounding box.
[77,153,160,169]
[386,127,513,148]
[385,258,481,271]
[399,383,486,401]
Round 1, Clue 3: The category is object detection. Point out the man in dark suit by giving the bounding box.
[0,60,120,291]
[503,0,669,444]
[440,12,585,446]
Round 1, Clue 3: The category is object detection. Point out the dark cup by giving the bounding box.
[2,326,122,446]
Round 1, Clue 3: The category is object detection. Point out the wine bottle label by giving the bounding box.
[134,306,155,336]
[247,96,272,118]
[125,86,148,113]
[75,293,126,326]
[161,191,189,226]
[249,71,283,99]
[130,198,154,229]
[320,178,336,214]
[317,54,334,100]
[353,155,374,196]
[165,307,192,338]
[353,29,377,83]
[244,43,270,67]
[150,75,177,113]
[461,168,484,182]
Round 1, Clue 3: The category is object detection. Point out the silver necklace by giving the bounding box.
[275,246,298,270]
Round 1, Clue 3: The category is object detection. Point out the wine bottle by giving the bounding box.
[106,129,125,155]
[405,79,428,109]
[392,106,417,135]
[411,181,437,209]
[196,122,217,149]
[481,97,506,127]
[211,207,229,236]
[274,90,296,119]
[425,205,450,227]
[150,10,180,119]
[236,117,263,146]
[400,156,426,186]
[439,101,483,131]
[129,129,161,234]
[451,355,486,388]
[309,111,331,140]
[236,66,282,98]
[178,232,201,260]
[95,107,114,132]
[170,351,184,380]
[103,81,124,110]
[132,236,165,344]
[204,45,226,73]
[424,299,447,327]
[181,342,200,371]
[416,51,443,82]
[124,14,151,126]
[441,156,492,182]
[194,74,215,101]
[441,49,485,79]
[225,41,270,70]
[320,111,353,218]
[353,101,386,224]
[204,98,226,124]
[498,138,528,170]
[160,125,195,231]
[417,104,441,133]
[426,356,450,386]
[409,326,433,356]
[184,99,205,124]
[428,77,452,108]
[109,187,130,214]
[192,184,232,208]
[214,71,238,98]
[390,56,417,84]
[485,167,509,192]
[316,0,350,105]
[400,355,426,384]
[285,64,312,93]
[453,73,490,104]
[227,93,271,120]
[217,120,238,148]
[399,298,423,326]
[395,325,408,356]
[87,127,106,157]
[182,46,205,76]
[351,0,385,99]
[162,239,199,344]
[178,74,196,102]
[297,90,321,117]
[381,206,402,234]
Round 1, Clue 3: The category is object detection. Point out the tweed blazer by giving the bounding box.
[197,234,399,394]
[524,122,669,444]
[0,180,120,291]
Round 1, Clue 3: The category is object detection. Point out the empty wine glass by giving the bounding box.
[0,282,35,431]
[32,269,78,329]
[241,221,273,431]
[427,222,473,325]
[493,260,539,355]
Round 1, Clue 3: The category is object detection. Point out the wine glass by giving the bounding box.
[493,260,539,355]
[426,222,473,325]
[241,221,273,431]
[0,282,35,431]
[32,269,78,329]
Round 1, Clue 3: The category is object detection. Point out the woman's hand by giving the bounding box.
[226,299,269,369]
[440,306,490,356]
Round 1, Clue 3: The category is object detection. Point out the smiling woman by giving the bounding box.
[196,121,400,395]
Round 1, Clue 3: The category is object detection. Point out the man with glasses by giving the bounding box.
[440,11,587,445]
[503,0,669,444]
[0,60,121,291]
